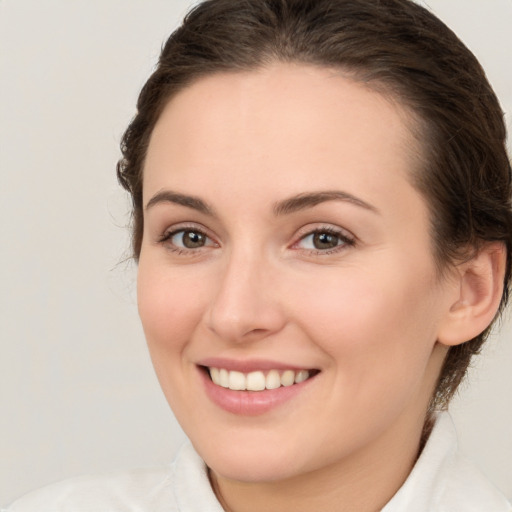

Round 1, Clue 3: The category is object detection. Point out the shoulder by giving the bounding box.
[439,452,512,512]
[433,414,511,511]
[384,413,511,512]
[4,442,222,512]
[3,467,175,512]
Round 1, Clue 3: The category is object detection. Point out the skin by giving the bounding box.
[137,63,494,512]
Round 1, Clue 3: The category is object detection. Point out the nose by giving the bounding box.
[205,249,286,343]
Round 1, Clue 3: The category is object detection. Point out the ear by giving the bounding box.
[437,242,506,347]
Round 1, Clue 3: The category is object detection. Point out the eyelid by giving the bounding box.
[294,223,355,241]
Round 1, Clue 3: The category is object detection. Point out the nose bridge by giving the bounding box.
[206,243,284,342]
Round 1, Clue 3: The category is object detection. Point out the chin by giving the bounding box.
[203,449,303,483]
[192,435,308,483]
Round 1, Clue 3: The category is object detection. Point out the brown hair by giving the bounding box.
[117,0,512,408]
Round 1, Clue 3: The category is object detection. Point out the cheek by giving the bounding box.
[288,262,440,392]
[136,259,215,420]
[137,259,208,355]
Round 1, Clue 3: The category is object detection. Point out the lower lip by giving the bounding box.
[199,367,317,416]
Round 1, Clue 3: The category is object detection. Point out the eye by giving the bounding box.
[296,228,354,252]
[173,230,207,248]
[161,228,216,251]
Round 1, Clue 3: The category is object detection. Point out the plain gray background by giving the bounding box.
[1,0,511,506]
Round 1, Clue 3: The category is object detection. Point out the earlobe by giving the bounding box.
[437,242,506,347]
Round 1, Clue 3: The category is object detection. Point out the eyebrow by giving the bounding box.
[273,191,379,216]
[145,189,378,217]
[145,190,214,215]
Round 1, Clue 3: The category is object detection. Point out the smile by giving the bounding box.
[199,363,320,415]
[208,367,311,391]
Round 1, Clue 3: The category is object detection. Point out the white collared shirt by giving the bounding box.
[5,413,511,511]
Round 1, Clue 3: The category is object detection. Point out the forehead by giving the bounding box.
[144,63,421,212]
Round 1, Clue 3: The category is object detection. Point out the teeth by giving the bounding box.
[219,368,229,388]
[266,369,281,390]
[246,371,266,391]
[210,367,220,385]
[208,368,311,391]
[228,371,246,390]
[295,370,309,384]
[281,370,295,387]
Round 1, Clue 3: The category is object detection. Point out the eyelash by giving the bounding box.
[157,225,355,256]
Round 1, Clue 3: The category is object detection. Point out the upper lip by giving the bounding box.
[197,357,316,373]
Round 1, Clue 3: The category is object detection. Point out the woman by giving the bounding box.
[6,0,512,510]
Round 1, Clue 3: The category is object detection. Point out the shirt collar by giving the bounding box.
[382,412,457,511]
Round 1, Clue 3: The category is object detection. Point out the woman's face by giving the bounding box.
[138,64,456,482]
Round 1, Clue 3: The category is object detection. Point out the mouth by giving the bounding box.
[202,366,320,392]
[198,362,320,415]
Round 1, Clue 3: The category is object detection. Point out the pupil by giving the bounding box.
[313,232,338,249]
[183,231,205,248]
